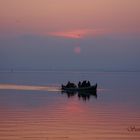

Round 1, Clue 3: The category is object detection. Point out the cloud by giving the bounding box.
[48,29,106,39]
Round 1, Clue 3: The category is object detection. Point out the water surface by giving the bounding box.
[0,71,140,140]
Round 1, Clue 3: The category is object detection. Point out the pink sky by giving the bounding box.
[0,0,140,38]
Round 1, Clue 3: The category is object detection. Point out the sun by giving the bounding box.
[74,47,81,55]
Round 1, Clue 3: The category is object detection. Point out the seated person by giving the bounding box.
[66,81,77,88]
[81,80,87,87]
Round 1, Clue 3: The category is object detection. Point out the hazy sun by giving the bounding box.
[74,47,81,54]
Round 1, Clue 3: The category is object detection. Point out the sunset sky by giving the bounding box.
[0,0,140,71]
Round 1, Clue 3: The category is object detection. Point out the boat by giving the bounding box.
[61,82,97,101]
[61,83,97,92]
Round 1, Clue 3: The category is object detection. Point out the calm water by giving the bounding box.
[0,71,140,140]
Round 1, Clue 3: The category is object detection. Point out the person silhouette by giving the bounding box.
[78,81,81,88]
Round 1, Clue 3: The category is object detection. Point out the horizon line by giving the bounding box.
[0,68,140,73]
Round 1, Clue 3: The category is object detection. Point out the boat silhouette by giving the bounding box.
[61,83,97,92]
[61,81,97,101]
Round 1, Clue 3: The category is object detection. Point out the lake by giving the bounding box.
[0,71,140,140]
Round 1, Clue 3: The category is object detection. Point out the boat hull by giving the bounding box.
[61,84,97,92]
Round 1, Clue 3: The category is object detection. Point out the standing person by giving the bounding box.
[78,81,81,88]
[82,80,87,87]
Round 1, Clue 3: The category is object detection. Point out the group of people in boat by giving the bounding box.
[64,80,91,88]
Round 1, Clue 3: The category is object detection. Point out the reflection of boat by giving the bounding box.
[61,84,97,92]
[61,90,97,101]
[78,91,97,101]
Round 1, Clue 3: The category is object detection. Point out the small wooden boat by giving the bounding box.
[61,83,97,92]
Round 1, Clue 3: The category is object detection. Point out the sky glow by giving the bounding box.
[0,0,140,70]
